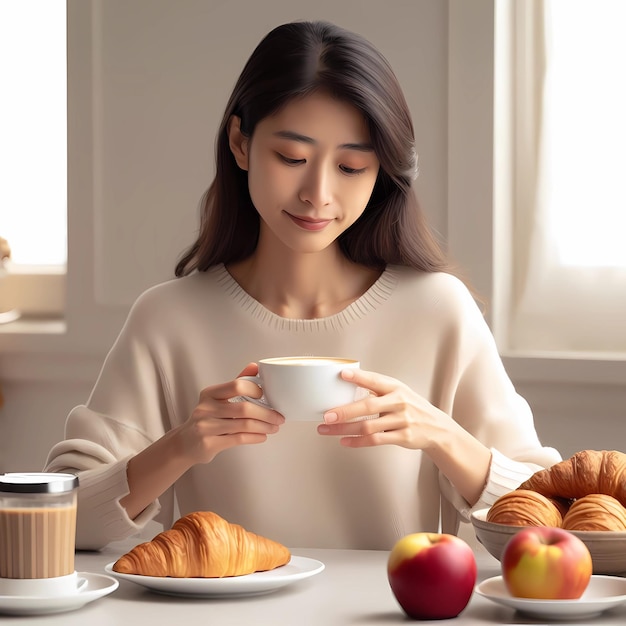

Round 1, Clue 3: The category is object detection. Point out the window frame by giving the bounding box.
[0,265,65,319]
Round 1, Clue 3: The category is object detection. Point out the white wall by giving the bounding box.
[1,0,448,471]
[1,0,624,475]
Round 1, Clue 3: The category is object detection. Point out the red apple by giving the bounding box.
[387,533,477,620]
[502,526,592,599]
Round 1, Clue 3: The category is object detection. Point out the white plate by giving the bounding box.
[0,572,118,616]
[475,575,626,620]
[104,555,324,598]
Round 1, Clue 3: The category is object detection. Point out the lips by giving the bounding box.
[285,213,334,231]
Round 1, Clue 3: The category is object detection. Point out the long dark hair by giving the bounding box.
[175,20,449,277]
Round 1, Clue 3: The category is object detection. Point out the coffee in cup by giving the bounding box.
[238,356,359,421]
[0,472,82,597]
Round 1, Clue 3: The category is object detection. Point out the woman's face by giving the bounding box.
[233,91,380,255]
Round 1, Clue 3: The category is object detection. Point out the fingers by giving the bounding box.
[224,394,285,426]
[192,374,284,447]
[324,369,416,425]
[323,390,381,425]
[181,364,283,465]
[318,413,398,437]
[200,372,263,403]
[323,368,401,423]
[317,413,413,450]
[184,400,284,464]
[340,367,398,396]
[318,369,431,449]
[185,425,275,465]
[192,412,282,437]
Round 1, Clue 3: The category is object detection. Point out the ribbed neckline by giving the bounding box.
[211,263,398,332]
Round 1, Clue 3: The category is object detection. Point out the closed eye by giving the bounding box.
[340,165,367,175]
[277,153,305,166]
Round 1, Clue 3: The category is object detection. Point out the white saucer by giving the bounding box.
[475,575,626,620]
[105,555,324,598]
[0,572,119,616]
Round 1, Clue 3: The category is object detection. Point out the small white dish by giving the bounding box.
[105,555,324,598]
[0,572,118,616]
[475,575,626,620]
[0,571,87,597]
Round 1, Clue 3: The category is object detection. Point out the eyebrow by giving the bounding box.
[273,130,374,152]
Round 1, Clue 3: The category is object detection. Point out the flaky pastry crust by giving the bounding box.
[112,511,291,578]
[486,489,564,527]
[518,450,626,506]
[562,494,626,531]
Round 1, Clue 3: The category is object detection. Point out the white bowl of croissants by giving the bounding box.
[471,449,626,574]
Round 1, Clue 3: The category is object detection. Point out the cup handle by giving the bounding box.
[233,375,271,408]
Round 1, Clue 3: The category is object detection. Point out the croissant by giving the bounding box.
[112,511,291,578]
[518,450,626,507]
[562,494,626,531]
[486,489,564,527]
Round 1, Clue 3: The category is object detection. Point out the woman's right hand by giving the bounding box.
[122,363,284,520]
[176,362,285,466]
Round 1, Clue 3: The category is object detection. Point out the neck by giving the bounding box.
[227,244,380,320]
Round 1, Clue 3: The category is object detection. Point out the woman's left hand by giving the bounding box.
[316,367,450,449]
[320,368,494,507]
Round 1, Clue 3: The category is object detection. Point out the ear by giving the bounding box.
[227,115,249,171]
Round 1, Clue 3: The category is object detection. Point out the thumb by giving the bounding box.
[237,362,259,378]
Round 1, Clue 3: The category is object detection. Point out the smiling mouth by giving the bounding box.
[285,213,334,231]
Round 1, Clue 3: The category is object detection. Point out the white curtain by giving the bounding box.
[511,0,626,354]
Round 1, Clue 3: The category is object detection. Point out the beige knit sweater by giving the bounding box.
[45,264,561,550]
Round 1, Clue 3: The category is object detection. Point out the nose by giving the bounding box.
[298,163,332,208]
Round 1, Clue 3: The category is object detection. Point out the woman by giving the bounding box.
[45,21,560,550]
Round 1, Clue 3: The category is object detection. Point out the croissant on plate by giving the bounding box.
[112,511,291,578]
[518,450,626,506]
[562,494,626,531]
[486,489,565,527]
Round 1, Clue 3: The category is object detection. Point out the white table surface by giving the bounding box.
[3,539,626,625]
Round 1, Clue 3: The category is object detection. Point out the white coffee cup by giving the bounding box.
[238,356,360,421]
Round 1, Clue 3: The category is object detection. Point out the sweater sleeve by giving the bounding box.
[44,291,176,550]
[434,275,562,523]
[440,446,561,526]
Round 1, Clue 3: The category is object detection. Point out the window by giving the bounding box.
[0,0,66,320]
[508,0,626,354]
[534,1,626,269]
